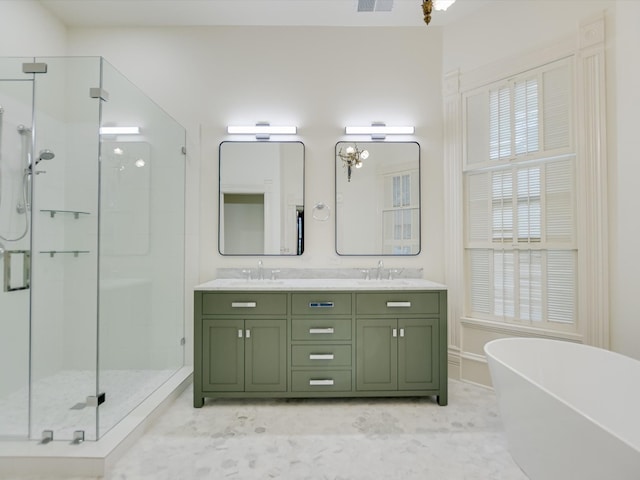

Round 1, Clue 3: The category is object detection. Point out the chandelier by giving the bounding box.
[422,0,456,25]
[337,144,369,182]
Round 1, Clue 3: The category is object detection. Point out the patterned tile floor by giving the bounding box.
[2,379,529,480]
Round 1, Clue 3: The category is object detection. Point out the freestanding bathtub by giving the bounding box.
[485,337,640,480]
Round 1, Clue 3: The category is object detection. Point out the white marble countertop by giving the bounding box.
[195,278,447,291]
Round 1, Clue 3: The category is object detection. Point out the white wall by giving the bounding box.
[65,25,446,283]
[0,0,67,57]
[443,0,640,376]
[2,0,638,380]
[610,1,640,361]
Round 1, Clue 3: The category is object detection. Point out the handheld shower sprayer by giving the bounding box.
[36,149,55,164]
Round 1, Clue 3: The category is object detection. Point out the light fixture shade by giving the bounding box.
[227,125,297,135]
[100,126,141,135]
[344,126,415,135]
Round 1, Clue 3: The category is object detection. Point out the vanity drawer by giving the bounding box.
[291,319,352,341]
[291,370,352,392]
[201,293,287,315]
[291,345,352,367]
[291,293,352,315]
[356,292,441,315]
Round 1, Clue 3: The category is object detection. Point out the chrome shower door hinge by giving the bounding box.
[22,62,48,74]
[71,430,85,444]
[89,87,109,101]
[40,430,53,444]
[86,392,106,407]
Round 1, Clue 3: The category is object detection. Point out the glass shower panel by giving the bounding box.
[98,59,185,437]
[0,59,34,439]
[29,57,102,441]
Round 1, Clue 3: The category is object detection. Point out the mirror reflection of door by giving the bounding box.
[336,141,420,256]
[222,193,265,254]
[218,141,304,255]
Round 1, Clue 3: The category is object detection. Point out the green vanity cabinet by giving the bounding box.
[194,291,287,407]
[201,318,287,393]
[194,286,447,407]
[355,292,447,406]
[290,292,353,394]
[356,317,440,392]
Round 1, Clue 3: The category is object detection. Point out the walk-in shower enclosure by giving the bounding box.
[0,57,185,442]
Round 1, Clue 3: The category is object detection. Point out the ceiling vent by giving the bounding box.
[357,0,394,12]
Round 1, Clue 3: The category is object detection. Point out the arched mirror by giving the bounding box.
[335,141,420,255]
[219,141,304,255]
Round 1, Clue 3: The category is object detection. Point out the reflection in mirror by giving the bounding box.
[219,141,304,255]
[336,141,420,256]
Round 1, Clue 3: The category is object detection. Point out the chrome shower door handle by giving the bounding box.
[3,250,30,292]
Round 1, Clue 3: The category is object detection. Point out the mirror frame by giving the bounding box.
[218,140,305,256]
[335,141,421,256]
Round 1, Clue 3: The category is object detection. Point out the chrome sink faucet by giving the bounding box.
[376,259,384,280]
[257,259,264,280]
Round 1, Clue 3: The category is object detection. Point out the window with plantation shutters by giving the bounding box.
[383,171,419,254]
[463,58,577,330]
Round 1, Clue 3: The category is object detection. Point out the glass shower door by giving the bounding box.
[0,60,34,439]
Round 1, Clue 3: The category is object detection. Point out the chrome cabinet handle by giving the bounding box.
[309,302,334,308]
[309,354,334,360]
[400,328,405,337]
[238,329,243,338]
[231,302,257,308]
[387,301,411,308]
[245,329,251,338]
[392,328,398,338]
[309,379,334,386]
[309,328,334,334]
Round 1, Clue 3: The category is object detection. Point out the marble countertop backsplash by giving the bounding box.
[196,267,446,291]
[215,267,425,280]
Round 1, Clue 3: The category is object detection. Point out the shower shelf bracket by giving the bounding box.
[40,209,90,219]
[40,250,91,258]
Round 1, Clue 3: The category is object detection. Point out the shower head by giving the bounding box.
[38,149,55,161]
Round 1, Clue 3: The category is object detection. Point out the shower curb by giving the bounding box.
[0,367,192,477]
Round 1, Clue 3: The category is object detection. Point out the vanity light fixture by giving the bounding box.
[337,144,369,182]
[344,123,414,140]
[422,0,456,25]
[99,126,141,135]
[227,123,297,140]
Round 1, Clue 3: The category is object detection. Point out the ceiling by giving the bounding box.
[39,0,489,28]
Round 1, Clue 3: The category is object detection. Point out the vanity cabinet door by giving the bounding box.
[202,318,286,393]
[397,318,439,391]
[244,319,287,392]
[356,318,398,391]
[202,319,244,392]
[356,317,439,392]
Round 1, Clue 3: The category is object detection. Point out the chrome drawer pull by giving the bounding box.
[231,302,257,308]
[386,301,412,308]
[309,302,335,308]
[309,354,335,360]
[309,379,334,386]
[309,327,334,334]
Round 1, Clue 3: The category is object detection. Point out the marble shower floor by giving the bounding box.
[3,380,529,480]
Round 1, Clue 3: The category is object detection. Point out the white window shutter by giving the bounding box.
[490,87,512,160]
[545,158,575,243]
[546,250,576,324]
[466,173,490,242]
[543,64,571,151]
[468,249,491,315]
